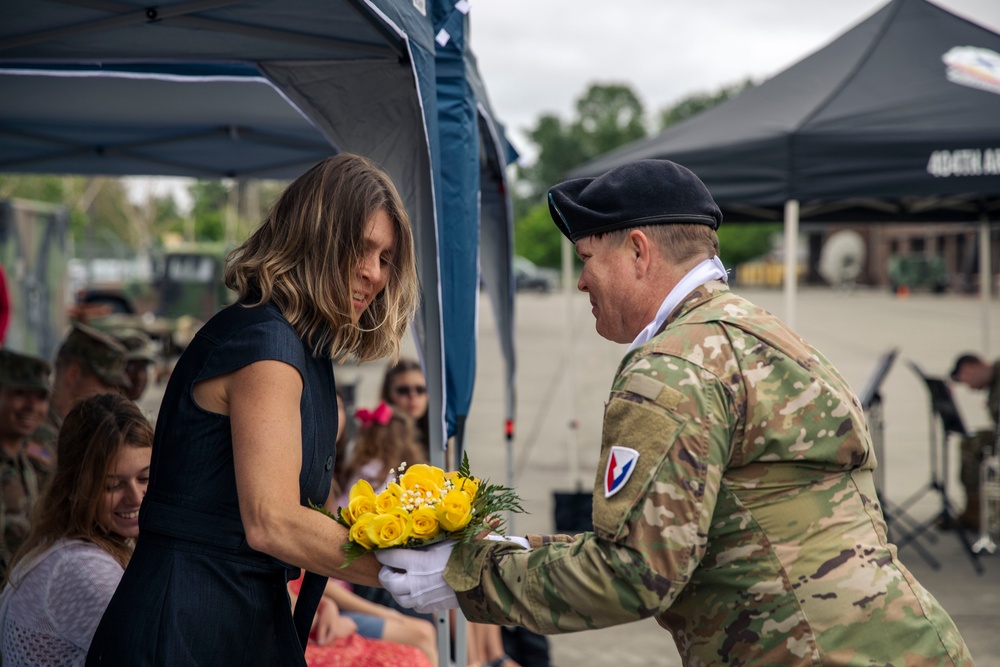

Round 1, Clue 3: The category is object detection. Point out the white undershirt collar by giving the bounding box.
[627,256,728,353]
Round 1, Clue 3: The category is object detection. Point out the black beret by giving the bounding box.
[548,159,722,242]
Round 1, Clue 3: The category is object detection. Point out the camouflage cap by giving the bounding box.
[113,328,158,363]
[58,323,131,389]
[0,349,52,394]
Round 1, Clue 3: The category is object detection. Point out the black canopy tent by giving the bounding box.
[572,0,1000,339]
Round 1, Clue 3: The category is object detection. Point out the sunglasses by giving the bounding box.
[392,384,427,397]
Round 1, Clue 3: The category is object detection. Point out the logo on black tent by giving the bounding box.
[942,46,1000,96]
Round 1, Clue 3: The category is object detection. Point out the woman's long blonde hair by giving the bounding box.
[225,153,419,362]
[5,393,153,578]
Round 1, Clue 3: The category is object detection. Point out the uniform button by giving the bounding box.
[325,456,334,471]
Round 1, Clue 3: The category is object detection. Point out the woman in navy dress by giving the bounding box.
[87,154,419,665]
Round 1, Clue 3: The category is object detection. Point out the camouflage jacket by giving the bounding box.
[444,281,972,666]
[27,406,60,489]
[0,444,40,568]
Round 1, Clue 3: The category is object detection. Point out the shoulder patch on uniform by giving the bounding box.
[625,374,683,409]
[604,446,639,498]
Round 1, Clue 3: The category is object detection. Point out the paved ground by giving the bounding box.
[141,284,1000,666]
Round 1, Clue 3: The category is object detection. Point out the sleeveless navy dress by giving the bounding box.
[87,301,337,665]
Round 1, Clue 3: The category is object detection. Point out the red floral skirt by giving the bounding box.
[304,633,430,667]
[289,572,430,667]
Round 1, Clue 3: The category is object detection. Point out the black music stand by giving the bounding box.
[860,350,939,568]
[860,348,896,497]
[889,361,983,573]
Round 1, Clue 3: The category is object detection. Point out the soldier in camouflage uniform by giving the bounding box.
[30,323,131,485]
[0,349,51,568]
[950,353,1000,529]
[379,160,973,666]
[112,328,158,402]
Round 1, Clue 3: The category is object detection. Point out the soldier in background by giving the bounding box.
[113,329,158,403]
[378,160,973,666]
[950,353,1000,529]
[30,323,130,484]
[0,349,51,568]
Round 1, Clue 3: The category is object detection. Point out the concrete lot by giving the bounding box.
[142,284,1000,666]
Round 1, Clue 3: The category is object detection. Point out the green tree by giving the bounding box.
[0,174,67,203]
[514,201,563,268]
[1,175,198,254]
[183,178,281,245]
[512,79,760,269]
[717,223,780,268]
[514,83,648,266]
[0,175,132,251]
[575,83,647,157]
[658,78,755,131]
[517,83,647,203]
[188,180,229,242]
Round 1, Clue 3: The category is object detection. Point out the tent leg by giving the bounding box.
[562,235,580,490]
[980,214,992,357]
[784,199,800,330]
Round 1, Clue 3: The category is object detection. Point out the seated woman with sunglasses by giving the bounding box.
[379,359,429,458]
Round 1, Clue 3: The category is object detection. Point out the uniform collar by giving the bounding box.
[627,256,728,354]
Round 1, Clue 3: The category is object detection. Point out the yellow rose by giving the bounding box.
[410,506,441,540]
[446,471,480,499]
[345,479,377,524]
[400,464,446,498]
[376,484,404,514]
[349,513,377,550]
[436,488,474,532]
[365,508,413,548]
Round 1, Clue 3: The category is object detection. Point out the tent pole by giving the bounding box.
[980,213,991,357]
[562,235,580,490]
[784,200,799,330]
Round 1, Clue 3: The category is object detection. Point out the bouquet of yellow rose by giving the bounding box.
[322,453,525,565]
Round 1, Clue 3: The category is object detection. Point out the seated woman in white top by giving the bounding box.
[0,392,152,666]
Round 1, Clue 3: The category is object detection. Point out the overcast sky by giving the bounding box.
[467,0,1000,163]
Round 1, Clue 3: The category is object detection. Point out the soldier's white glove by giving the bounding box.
[376,541,459,613]
[485,533,530,549]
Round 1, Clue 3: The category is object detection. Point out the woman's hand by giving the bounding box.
[312,598,357,645]
[332,614,358,640]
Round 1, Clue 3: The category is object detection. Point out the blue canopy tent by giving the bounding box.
[0,0,518,467]
[430,0,478,462]
[0,4,520,654]
[428,1,518,470]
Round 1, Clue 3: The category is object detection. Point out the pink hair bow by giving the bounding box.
[355,401,393,427]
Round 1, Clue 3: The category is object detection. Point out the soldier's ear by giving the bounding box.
[63,360,83,388]
[628,229,651,278]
